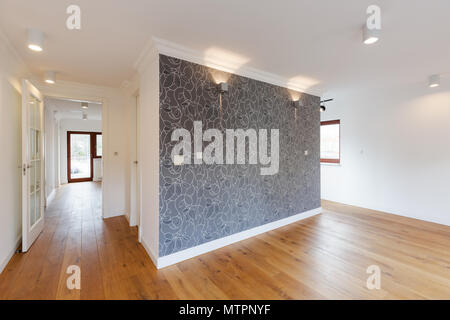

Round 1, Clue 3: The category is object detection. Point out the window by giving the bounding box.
[320,120,340,164]
[95,134,102,157]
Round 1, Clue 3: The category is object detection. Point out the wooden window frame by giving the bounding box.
[93,133,102,159]
[320,120,341,164]
[67,131,102,183]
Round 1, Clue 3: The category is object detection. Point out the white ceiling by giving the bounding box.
[1,0,449,93]
[45,97,102,121]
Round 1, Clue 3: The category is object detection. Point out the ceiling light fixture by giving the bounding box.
[81,102,89,109]
[44,71,55,84]
[428,74,440,88]
[27,28,44,52]
[362,24,379,45]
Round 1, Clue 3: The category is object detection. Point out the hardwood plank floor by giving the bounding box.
[0,183,449,299]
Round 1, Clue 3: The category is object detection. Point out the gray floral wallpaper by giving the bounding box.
[159,54,320,257]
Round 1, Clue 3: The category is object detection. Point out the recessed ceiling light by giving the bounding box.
[44,71,55,84]
[27,29,43,52]
[428,74,440,88]
[363,25,380,45]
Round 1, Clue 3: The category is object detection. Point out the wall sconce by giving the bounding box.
[217,82,228,124]
[81,102,89,109]
[218,82,228,94]
[292,100,303,120]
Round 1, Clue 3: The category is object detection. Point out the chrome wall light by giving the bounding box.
[428,74,440,88]
[27,28,44,52]
[218,82,228,94]
[292,100,303,120]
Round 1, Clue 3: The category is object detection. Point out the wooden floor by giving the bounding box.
[0,182,449,299]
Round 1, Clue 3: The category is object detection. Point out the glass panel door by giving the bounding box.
[29,96,42,228]
[69,133,92,181]
[21,79,45,252]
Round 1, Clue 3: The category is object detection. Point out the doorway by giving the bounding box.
[67,131,102,183]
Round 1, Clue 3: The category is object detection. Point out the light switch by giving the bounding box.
[173,155,184,166]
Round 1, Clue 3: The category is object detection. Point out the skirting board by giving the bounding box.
[46,189,56,207]
[152,207,322,269]
[0,236,21,274]
[141,236,158,267]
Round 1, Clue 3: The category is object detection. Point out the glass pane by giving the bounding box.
[30,129,36,160]
[35,160,41,191]
[321,124,340,160]
[96,134,102,157]
[29,99,35,129]
[70,134,91,180]
[29,163,35,194]
[35,130,40,159]
[35,189,41,222]
[30,192,36,226]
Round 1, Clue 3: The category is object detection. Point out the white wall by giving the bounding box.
[0,33,28,273]
[59,119,102,184]
[137,48,159,263]
[321,81,450,226]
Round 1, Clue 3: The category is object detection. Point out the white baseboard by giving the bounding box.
[0,236,21,275]
[46,189,56,207]
[141,236,158,267]
[155,207,322,269]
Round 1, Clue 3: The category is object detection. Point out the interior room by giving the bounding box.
[0,0,448,302]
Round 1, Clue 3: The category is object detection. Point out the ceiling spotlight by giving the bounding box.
[44,71,55,84]
[428,74,440,88]
[27,28,44,52]
[363,24,380,45]
[320,105,326,112]
[81,102,89,109]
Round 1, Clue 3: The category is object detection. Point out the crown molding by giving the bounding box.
[134,37,322,96]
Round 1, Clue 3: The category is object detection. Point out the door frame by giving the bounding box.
[67,131,102,183]
[39,89,107,219]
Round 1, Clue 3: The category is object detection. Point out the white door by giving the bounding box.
[21,80,45,252]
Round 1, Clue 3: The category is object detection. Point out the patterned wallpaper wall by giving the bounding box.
[159,54,320,257]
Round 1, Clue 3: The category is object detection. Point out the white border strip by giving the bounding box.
[155,207,322,269]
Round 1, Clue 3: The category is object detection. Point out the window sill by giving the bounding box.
[320,162,341,167]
